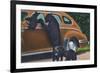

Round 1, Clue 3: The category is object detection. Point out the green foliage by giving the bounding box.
[67,12,90,40]
[21,11,28,21]
[77,44,90,54]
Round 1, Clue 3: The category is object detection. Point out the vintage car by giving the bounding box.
[21,10,88,61]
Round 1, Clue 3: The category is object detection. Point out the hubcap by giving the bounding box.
[68,41,77,52]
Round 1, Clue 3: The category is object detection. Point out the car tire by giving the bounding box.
[65,49,77,60]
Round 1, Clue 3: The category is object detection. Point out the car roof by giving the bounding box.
[36,11,74,20]
[23,10,74,20]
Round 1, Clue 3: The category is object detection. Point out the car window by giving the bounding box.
[63,16,72,24]
[52,14,61,25]
[37,14,45,23]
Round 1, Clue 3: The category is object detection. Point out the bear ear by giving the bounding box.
[25,16,31,21]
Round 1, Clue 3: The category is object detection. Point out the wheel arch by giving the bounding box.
[64,30,84,48]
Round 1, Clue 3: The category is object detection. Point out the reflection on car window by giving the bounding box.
[37,14,45,23]
[63,16,72,24]
[53,14,61,25]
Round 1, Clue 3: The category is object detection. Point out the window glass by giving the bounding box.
[37,14,45,23]
[63,16,72,24]
[53,14,61,25]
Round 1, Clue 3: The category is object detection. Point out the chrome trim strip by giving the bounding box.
[22,50,52,56]
[79,40,88,43]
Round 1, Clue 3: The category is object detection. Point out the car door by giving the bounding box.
[22,12,52,53]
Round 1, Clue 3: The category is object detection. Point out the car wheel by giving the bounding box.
[64,38,78,60]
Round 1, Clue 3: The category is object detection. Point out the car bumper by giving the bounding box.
[79,39,88,47]
[79,39,88,44]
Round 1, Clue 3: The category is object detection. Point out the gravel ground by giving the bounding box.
[30,52,90,62]
[77,52,90,60]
